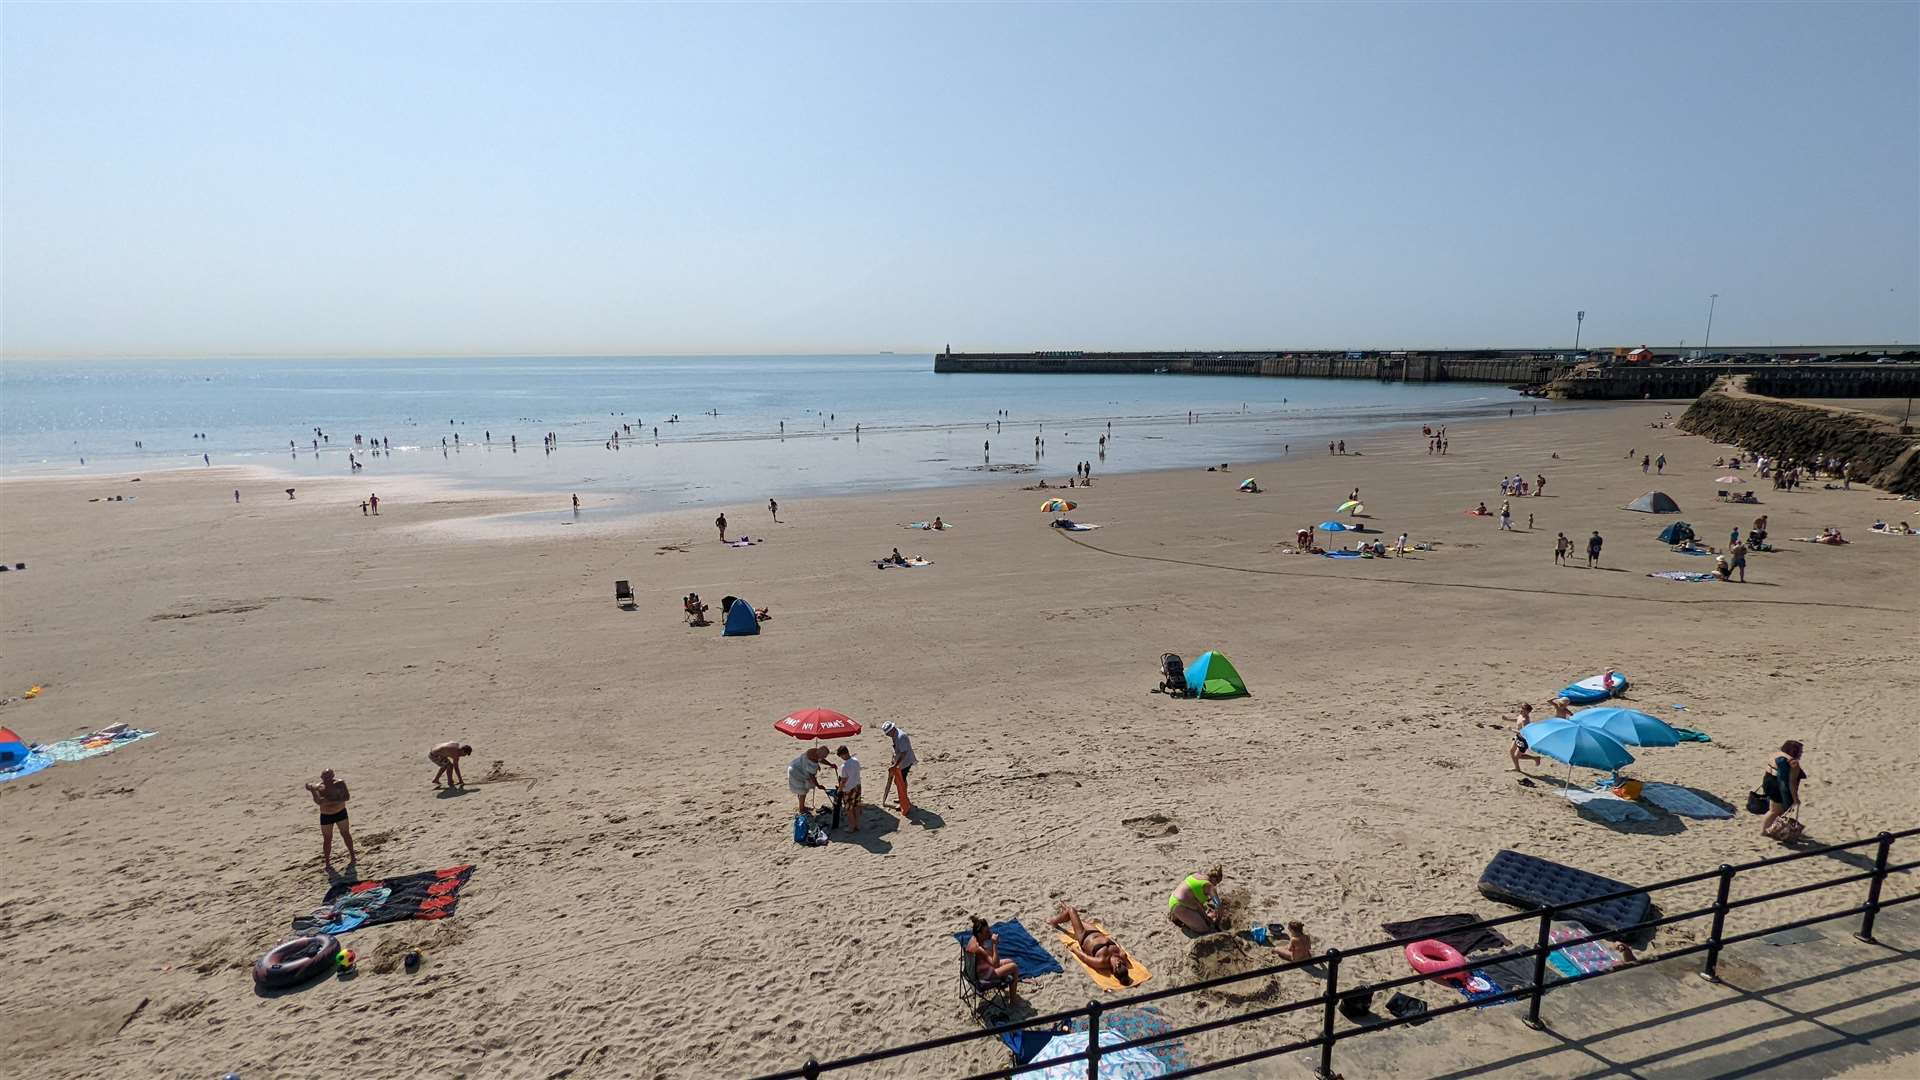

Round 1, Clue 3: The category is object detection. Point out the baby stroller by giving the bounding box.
[1158,653,1190,698]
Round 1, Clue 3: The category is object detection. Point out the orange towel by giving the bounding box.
[1055,921,1152,990]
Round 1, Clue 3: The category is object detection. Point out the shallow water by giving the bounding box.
[0,354,1561,509]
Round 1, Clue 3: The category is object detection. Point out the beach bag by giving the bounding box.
[792,814,810,844]
[1745,790,1768,815]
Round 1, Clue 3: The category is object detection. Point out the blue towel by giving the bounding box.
[953,920,1066,978]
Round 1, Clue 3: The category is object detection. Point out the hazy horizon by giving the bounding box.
[4,2,1916,360]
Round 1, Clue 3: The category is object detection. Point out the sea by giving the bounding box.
[0,355,1563,511]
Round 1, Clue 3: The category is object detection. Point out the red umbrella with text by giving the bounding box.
[775,708,862,740]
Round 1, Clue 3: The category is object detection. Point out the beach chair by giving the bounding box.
[614,580,635,609]
[1716,490,1728,501]
[959,948,1016,1018]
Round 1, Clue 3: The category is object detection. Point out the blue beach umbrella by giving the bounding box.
[1520,719,1636,772]
[1572,707,1679,748]
[1315,520,1349,533]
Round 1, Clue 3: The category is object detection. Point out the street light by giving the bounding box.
[1703,294,1718,354]
[1574,311,1585,357]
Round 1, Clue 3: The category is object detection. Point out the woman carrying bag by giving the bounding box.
[1760,740,1808,841]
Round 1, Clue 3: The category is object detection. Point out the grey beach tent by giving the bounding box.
[1625,491,1681,513]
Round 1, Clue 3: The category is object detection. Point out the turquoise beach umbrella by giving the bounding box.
[1572,707,1679,747]
[1316,520,1348,532]
[1520,719,1636,771]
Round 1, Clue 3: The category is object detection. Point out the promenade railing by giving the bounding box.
[753,827,1917,1080]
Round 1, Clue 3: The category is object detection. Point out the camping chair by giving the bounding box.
[614,580,635,609]
[959,948,1016,1019]
[1716,490,1728,501]
[1158,653,1189,698]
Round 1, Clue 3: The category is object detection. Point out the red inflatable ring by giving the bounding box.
[1403,938,1469,983]
[253,933,340,991]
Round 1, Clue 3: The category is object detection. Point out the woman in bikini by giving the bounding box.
[964,916,1020,995]
[1047,903,1133,985]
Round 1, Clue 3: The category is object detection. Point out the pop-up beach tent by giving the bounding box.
[1625,491,1681,513]
[722,597,760,636]
[1656,521,1694,544]
[1184,652,1248,698]
[0,727,27,768]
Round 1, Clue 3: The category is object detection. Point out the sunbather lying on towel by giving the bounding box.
[1048,903,1134,986]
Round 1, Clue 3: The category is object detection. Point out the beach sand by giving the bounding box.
[3,399,1916,1079]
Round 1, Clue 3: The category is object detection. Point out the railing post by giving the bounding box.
[802,1059,820,1080]
[1857,832,1894,944]
[1524,906,1553,1030]
[1700,864,1735,982]
[1317,948,1342,1079]
[1084,999,1102,1079]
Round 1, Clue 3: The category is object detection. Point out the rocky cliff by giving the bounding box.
[1679,378,1920,496]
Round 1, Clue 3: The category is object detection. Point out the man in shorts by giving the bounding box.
[1586,530,1604,568]
[788,746,831,814]
[305,769,356,869]
[430,741,472,788]
[832,745,862,831]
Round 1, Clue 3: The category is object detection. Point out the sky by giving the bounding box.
[2,2,1915,359]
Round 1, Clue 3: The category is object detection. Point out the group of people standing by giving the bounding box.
[786,722,917,833]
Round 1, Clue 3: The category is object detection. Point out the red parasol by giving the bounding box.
[774,708,861,740]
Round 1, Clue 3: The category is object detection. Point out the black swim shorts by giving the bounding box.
[320,809,348,826]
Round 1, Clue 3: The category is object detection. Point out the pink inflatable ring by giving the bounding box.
[1403,938,1469,983]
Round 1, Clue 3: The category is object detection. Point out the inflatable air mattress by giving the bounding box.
[1477,850,1650,934]
[1560,673,1628,704]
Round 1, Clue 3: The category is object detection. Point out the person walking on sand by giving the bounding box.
[430,741,472,788]
[1555,532,1571,565]
[1729,538,1748,583]
[369,493,379,515]
[1499,503,1513,531]
[769,498,779,523]
[571,494,579,511]
[880,721,917,809]
[1641,454,1651,473]
[1168,865,1225,932]
[234,489,241,503]
[715,512,728,542]
[306,769,356,869]
[1760,740,1807,840]
[1586,530,1603,568]
[1655,454,1666,474]
[1507,703,1542,771]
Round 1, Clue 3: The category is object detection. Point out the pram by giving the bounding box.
[1157,653,1190,698]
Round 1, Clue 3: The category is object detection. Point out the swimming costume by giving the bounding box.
[320,809,348,826]
[1169,874,1211,911]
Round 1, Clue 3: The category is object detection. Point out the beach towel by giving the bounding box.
[952,921,1065,978]
[1322,550,1364,559]
[1380,914,1512,956]
[1669,547,1713,556]
[1066,1004,1191,1074]
[902,522,954,530]
[726,538,762,548]
[1672,728,1711,742]
[1563,788,1658,823]
[1547,923,1618,978]
[43,728,156,764]
[1648,571,1718,582]
[0,747,55,783]
[1061,523,1101,531]
[874,558,932,569]
[1640,782,1734,819]
[1455,969,1510,1008]
[1054,920,1153,990]
[293,865,476,936]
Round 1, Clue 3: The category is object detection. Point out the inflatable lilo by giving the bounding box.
[254,933,341,991]
[1404,938,1470,983]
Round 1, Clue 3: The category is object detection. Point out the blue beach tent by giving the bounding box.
[722,597,760,636]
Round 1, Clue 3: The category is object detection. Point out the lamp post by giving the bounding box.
[1574,311,1585,357]
[1703,294,1718,354]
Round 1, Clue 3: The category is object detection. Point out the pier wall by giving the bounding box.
[1679,377,1920,495]
[934,351,1565,385]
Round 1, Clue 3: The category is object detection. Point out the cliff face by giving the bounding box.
[1679,379,1920,496]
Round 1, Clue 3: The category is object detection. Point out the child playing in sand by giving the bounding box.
[430,741,472,788]
[1283,921,1313,963]
[1507,704,1542,771]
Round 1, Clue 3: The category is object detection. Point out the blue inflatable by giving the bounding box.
[1560,673,1628,704]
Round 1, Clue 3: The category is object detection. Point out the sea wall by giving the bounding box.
[1679,378,1920,495]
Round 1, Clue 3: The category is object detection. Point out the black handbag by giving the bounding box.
[1746,789,1769,815]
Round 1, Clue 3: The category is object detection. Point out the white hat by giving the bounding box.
[881,722,898,735]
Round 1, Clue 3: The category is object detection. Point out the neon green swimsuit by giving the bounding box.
[1169,874,1210,911]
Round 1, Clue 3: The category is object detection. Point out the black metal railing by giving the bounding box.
[753,827,1917,1080]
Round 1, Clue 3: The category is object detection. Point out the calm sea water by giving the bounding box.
[0,355,1549,509]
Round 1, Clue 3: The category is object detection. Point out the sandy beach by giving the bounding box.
[3,399,1917,1079]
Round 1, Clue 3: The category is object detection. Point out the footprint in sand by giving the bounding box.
[1123,813,1179,839]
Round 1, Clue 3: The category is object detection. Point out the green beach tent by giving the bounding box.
[1183,652,1248,698]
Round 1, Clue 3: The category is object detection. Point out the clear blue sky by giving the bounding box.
[3,2,1915,358]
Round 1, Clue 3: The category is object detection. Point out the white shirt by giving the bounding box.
[788,754,820,785]
[890,730,917,769]
[838,756,862,789]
